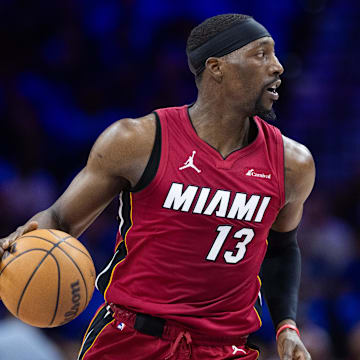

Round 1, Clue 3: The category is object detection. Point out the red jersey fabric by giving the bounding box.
[97,105,285,341]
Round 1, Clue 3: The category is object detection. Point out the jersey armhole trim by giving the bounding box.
[130,112,161,193]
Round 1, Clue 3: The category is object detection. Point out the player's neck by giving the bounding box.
[189,98,255,158]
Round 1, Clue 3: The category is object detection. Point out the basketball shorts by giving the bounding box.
[78,303,260,360]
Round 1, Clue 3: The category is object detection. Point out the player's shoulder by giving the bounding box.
[282,135,314,170]
[282,135,315,202]
[109,113,156,140]
[88,113,156,179]
[96,113,156,150]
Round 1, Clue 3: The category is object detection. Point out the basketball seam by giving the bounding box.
[21,234,90,310]
[16,250,58,317]
[48,229,70,241]
[60,242,92,260]
[20,234,72,245]
[20,233,92,261]
[14,236,71,319]
[48,253,61,326]
[21,231,91,306]
[0,249,49,276]
[55,244,89,307]
[47,229,93,260]
[2,231,92,326]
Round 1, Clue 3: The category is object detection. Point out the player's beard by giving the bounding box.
[253,89,277,122]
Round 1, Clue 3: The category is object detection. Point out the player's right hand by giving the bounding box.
[0,221,39,258]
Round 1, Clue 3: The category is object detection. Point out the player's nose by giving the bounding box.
[270,55,284,76]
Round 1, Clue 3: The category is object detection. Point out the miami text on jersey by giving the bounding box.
[163,182,271,223]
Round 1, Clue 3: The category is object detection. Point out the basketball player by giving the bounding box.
[0,14,313,360]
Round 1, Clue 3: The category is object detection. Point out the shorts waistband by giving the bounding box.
[109,303,248,346]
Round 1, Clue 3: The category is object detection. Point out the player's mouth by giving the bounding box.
[266,79,281,101]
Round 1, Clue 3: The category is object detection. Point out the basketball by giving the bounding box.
[0,229,96,328]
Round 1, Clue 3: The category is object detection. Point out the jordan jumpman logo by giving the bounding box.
[179,151,201,173]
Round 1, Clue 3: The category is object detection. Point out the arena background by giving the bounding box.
[0,1,359,359]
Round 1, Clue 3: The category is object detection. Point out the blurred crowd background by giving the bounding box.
[0,0,359,359]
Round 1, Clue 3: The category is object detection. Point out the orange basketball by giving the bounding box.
[0,229,96,328]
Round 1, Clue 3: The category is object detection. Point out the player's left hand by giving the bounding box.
[276,328,311,360]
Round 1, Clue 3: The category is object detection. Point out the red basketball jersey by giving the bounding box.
[96,105,285,340]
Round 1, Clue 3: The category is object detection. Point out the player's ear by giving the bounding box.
[205,57,223,83]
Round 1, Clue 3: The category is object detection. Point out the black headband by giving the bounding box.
[188,18,271,76]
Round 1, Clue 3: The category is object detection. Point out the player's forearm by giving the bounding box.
[29,202,106,238]
[26,207,68,233]
[260,228,301,329]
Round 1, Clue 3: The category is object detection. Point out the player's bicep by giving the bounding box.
[47,116,155,237]
[271,200,304,232]
[48,121,134,237]
[272,137,315,232]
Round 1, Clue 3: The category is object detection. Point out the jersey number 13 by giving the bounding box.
[206,225,254,264]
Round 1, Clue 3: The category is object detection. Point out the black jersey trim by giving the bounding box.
[95,191,132,295]
[254,294,263,319]
[95,241,127,295]
[78,305,114,359]
[119,191,132,240]
[130,112,161,193]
